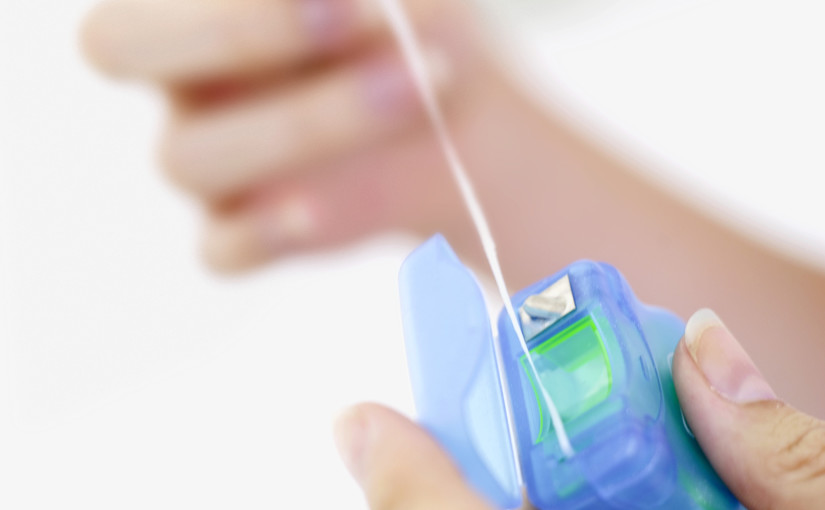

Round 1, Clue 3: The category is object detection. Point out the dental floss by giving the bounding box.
[376,0,575,458]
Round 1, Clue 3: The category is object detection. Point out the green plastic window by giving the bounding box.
[521,314,612,444]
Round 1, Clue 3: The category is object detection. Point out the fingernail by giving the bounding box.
[361,48,453,118]
[333,407,369,482]
[685,308,777,404]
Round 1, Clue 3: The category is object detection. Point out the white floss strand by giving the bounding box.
[376,0,575,458]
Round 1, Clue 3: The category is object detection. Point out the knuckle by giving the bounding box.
[769,408,825,484]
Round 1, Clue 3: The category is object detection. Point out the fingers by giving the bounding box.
[672,309,825,510]
[81,0,444,82]
[161,47,452,201]
[333,403,494,510]
[199,129,461,272]
[81,0,381,81]
[81,0,478,269]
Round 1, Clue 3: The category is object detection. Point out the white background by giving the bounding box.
[1,0,823,508]
[487,0,825,270]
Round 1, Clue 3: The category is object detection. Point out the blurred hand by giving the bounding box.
[80,1,825,418]
[334,403,495,510]
[81,0,534,272]
[336,309,825,510]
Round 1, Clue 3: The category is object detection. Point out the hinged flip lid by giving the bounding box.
[398,234,521,509]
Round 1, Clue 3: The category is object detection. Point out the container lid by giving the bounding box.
[399,234,521,509]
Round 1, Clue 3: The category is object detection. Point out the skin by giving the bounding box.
[81,0,825,507]
[81,0,825,416]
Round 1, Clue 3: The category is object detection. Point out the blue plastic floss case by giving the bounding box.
[398,234,743,510]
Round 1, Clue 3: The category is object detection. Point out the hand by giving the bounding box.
[336,309,825,509]
[80,0,541,272]
[334,403,495,510]
[673,309,825,509]
[81,1,825,416]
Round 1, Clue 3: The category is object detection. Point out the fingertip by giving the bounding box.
[671,336,716,422]
[333,403,404,480]
[158,123,219,199]
[684,308,724,351]
[79,0,132,78]
[158,119,244,200]
[78,2,110,72]
[200,194,319,273]
[333,404,372,483]
[333,403,416,446]
[201,214,268,274]
[681,308,777,404]
[334,403,485,510]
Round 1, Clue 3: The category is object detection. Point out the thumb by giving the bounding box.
[333,403,494,510]
[673,309,825,510]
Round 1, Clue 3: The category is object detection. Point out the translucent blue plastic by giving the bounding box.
[399,235,743,510]
[399,234,521,508]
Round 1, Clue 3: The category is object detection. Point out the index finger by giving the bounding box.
[81,0,382,82]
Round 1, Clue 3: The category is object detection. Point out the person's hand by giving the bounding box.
[79,0,825,418]
[80,0,542,272]
[336,309,825,509]
[334,403,495,510]
[673,309,825,509]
